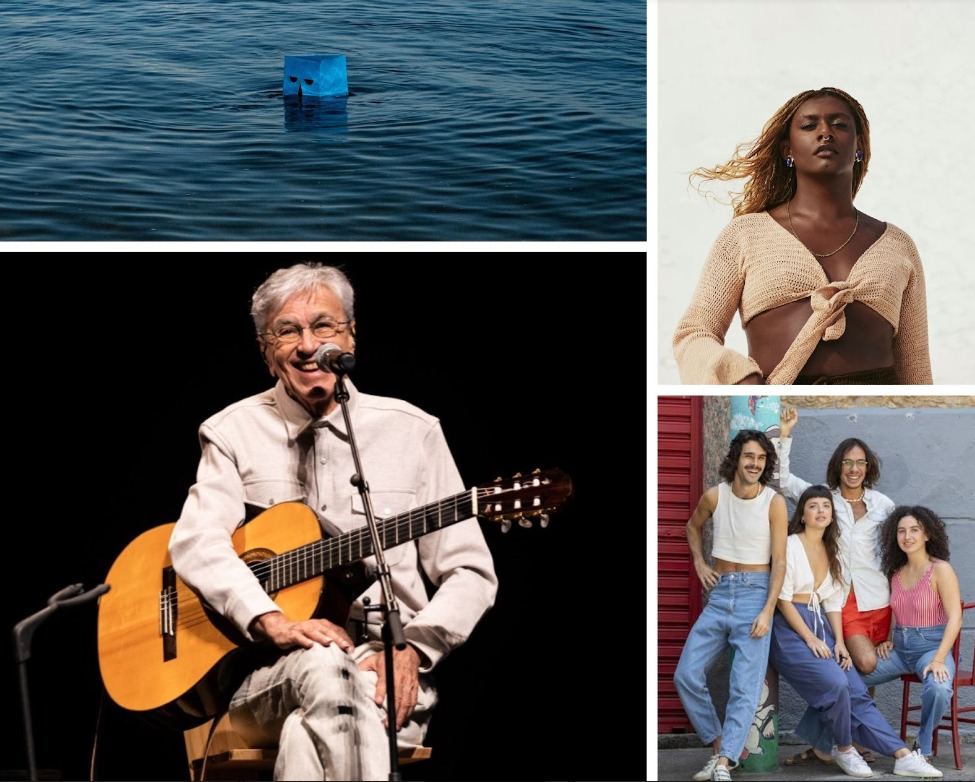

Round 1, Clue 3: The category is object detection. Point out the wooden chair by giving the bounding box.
[899,601,975,770]
[184,712,431,781]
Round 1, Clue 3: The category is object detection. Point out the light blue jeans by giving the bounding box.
[674,571,772,765]
[862,624,955,756]
[797,623,954,757]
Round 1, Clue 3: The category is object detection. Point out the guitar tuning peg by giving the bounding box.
[518,517,532,528]
[539,514,550,528]
[501,519,512,533]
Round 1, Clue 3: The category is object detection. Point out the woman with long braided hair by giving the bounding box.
[672,87,932,386]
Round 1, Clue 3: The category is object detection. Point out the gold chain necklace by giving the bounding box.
[788,200,859,258]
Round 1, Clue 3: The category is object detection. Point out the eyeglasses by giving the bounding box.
[841,459,868,469]
[262,320,351,344]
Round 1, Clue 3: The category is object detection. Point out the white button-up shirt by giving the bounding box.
[776,437,894,612]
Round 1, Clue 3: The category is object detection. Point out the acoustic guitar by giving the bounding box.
[97,468,572,729]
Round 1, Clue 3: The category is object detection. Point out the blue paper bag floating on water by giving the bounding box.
[283,54,348,98]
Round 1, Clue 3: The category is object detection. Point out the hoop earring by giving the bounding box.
[785,156,794,168]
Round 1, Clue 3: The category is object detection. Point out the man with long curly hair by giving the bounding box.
[674,430,788,781]
[776,405,895,767]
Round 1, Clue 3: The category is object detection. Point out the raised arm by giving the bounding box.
[776,405,813,501]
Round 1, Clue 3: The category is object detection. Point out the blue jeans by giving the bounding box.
[674,572,772,764]
[862,624,955,756]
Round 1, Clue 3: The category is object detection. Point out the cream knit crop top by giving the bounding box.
[673,212,933,385]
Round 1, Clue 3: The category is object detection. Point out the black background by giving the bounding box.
[2,255,647,781]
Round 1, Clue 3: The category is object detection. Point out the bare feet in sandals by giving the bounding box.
[854,743,877,763]
[785,748,833,766]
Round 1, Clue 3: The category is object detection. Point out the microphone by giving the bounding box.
[314,342,356,375]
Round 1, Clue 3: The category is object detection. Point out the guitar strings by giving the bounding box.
[161,492,483,629]
[245,491,480,583]
[161,481,555,631]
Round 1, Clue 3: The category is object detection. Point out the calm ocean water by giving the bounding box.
[0,0,646,241]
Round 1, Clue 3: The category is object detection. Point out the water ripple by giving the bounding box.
[1,0,646,240]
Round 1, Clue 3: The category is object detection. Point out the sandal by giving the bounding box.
[784,749,833,766]
[854,745,877,763]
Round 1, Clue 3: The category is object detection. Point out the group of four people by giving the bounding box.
[674,407,961,781]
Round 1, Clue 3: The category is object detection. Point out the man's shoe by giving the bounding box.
[893,749,943,778]
[709,763,732,782]
[831,747,874,778]
[692,755,736,782]
[691,755,718,782]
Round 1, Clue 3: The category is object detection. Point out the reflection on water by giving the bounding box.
[283,96,349,133]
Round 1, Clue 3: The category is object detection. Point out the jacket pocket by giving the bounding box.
[243,479,306,510]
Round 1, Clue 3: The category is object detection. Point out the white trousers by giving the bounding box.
[228,640,437,781]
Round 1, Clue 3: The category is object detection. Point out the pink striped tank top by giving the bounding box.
[890,560,949,627]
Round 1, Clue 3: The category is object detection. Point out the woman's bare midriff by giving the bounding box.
[714,558,770,573]
[748,208,895,379]
[746,299,895,378]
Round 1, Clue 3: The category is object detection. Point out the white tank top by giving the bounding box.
[711,482,774,565]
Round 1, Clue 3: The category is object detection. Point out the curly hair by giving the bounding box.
[787,485,844,587]
[718,429,777,486]
[689,87,871,217]
[825,438,882,489]
[880,506,952,578]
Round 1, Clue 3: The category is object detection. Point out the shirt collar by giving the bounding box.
[272,378,359,440]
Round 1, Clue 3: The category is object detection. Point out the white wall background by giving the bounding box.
[656,0,975,386]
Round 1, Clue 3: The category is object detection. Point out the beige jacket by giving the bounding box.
[169,379,498,671]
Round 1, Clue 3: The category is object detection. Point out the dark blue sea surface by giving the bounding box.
[0,0,646,241]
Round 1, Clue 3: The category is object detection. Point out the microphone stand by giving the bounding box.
[332,371,407,781]
[13,583,110,782]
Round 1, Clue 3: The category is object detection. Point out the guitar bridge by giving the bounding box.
[160,566,177,661]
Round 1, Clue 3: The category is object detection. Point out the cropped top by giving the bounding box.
[779,534,844,612]
[891,559,949,627]
[711,482,775,565]
[673,212,933,385]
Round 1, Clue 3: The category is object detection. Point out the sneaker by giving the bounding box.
[831,747,874,778]
[691,755,736,782]
[710,764,732,782]
[893,749,943,778]
[691,755,718,782]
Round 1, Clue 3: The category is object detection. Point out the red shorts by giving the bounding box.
[842,586,891,644]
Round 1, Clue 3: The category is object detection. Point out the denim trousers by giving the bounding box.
[779,605,904,758]
[228,641,436,781]
[674,571,772,764]
[861,624,955,756]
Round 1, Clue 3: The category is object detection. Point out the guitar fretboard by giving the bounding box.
[253,488,478,593]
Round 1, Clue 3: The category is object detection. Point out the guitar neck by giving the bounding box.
[259,488,478,594]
